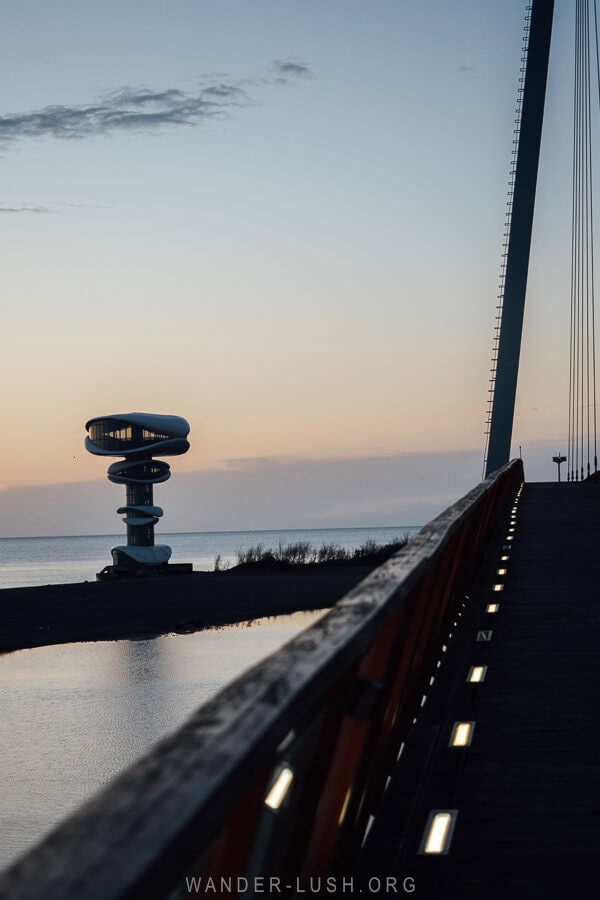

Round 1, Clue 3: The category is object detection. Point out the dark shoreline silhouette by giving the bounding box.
[0,567,372,653]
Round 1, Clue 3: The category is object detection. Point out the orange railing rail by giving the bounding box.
[0,460,523,900]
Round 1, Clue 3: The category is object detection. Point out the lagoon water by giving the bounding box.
[0,611,327,871]
[0,526,420,872]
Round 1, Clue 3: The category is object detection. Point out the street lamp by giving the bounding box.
[552,454,566,482]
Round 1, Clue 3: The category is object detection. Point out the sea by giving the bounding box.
[0,526,420,591]
[0,526,419,873]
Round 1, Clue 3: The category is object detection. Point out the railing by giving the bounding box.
[0,459,524,900]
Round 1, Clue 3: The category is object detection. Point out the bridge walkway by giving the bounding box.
[355,481,600,898]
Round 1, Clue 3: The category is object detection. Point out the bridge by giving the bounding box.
[1,2,599,897]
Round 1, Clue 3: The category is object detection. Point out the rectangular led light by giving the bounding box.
[338,787,352,825]
[361,814,376,847]
[450,721,475,747]
[492,584,504,592]
[500,554,509,561]
[467,665,487,683]
[420,810,458,855]
[497,568,507,576]
[487,603,499,613]
[264,766,294,810]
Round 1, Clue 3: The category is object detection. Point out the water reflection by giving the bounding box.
[0,610,325,871]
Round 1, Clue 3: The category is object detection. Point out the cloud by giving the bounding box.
[0,443,565,538]
[0,62,312,148]
[0,85,248,145]
[271,59,313,80]
[0,203,53,214]
[0,449,483,537]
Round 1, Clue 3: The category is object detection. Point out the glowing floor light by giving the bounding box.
[420,810,458,855]
[497,568,507,576]
[264,766,294,810]
[450,722,475,747]
[487,603,500,613]
[467,665,487,683]
[492,584,504,592]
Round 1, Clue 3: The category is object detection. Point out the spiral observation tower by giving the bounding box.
[85,412,190,577]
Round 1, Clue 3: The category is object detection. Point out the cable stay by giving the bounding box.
[567,0,599,481]
[484,1,599,482]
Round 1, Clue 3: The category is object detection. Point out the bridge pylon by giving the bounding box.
[485,0,555,476]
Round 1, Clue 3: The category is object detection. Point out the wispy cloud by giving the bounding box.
[271,59,312,80]
[0,61,313,147]
[0,204,53,214]
[0,84,248,145]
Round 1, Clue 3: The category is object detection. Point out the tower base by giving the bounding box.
[96,562,194,581]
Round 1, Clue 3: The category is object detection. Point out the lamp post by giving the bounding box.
[552,454,566,482]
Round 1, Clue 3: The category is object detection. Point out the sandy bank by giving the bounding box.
[0,567,372,653]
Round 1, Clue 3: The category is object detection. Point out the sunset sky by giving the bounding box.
[0,1,579,536]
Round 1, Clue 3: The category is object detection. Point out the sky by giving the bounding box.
[0,0,582,537]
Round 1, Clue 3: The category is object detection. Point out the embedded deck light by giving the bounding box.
[420,811,458,855]
[264,766,294,810]
[467,665,487,683]
[492,584,504,592]
[85,412,190,577]
[450,722,475,747]
[497,568,508,575]
[487,603,500,613]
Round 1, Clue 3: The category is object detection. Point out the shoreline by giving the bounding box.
[0,567,372,653]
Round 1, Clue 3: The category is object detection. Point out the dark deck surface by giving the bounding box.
[355,482,600,898]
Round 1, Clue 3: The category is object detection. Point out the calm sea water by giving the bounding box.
[0,526,419,873]
[0,527,420,590]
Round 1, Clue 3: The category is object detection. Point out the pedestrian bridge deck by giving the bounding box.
[356,482,600,898]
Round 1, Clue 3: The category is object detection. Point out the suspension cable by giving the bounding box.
[568,0,599,480]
